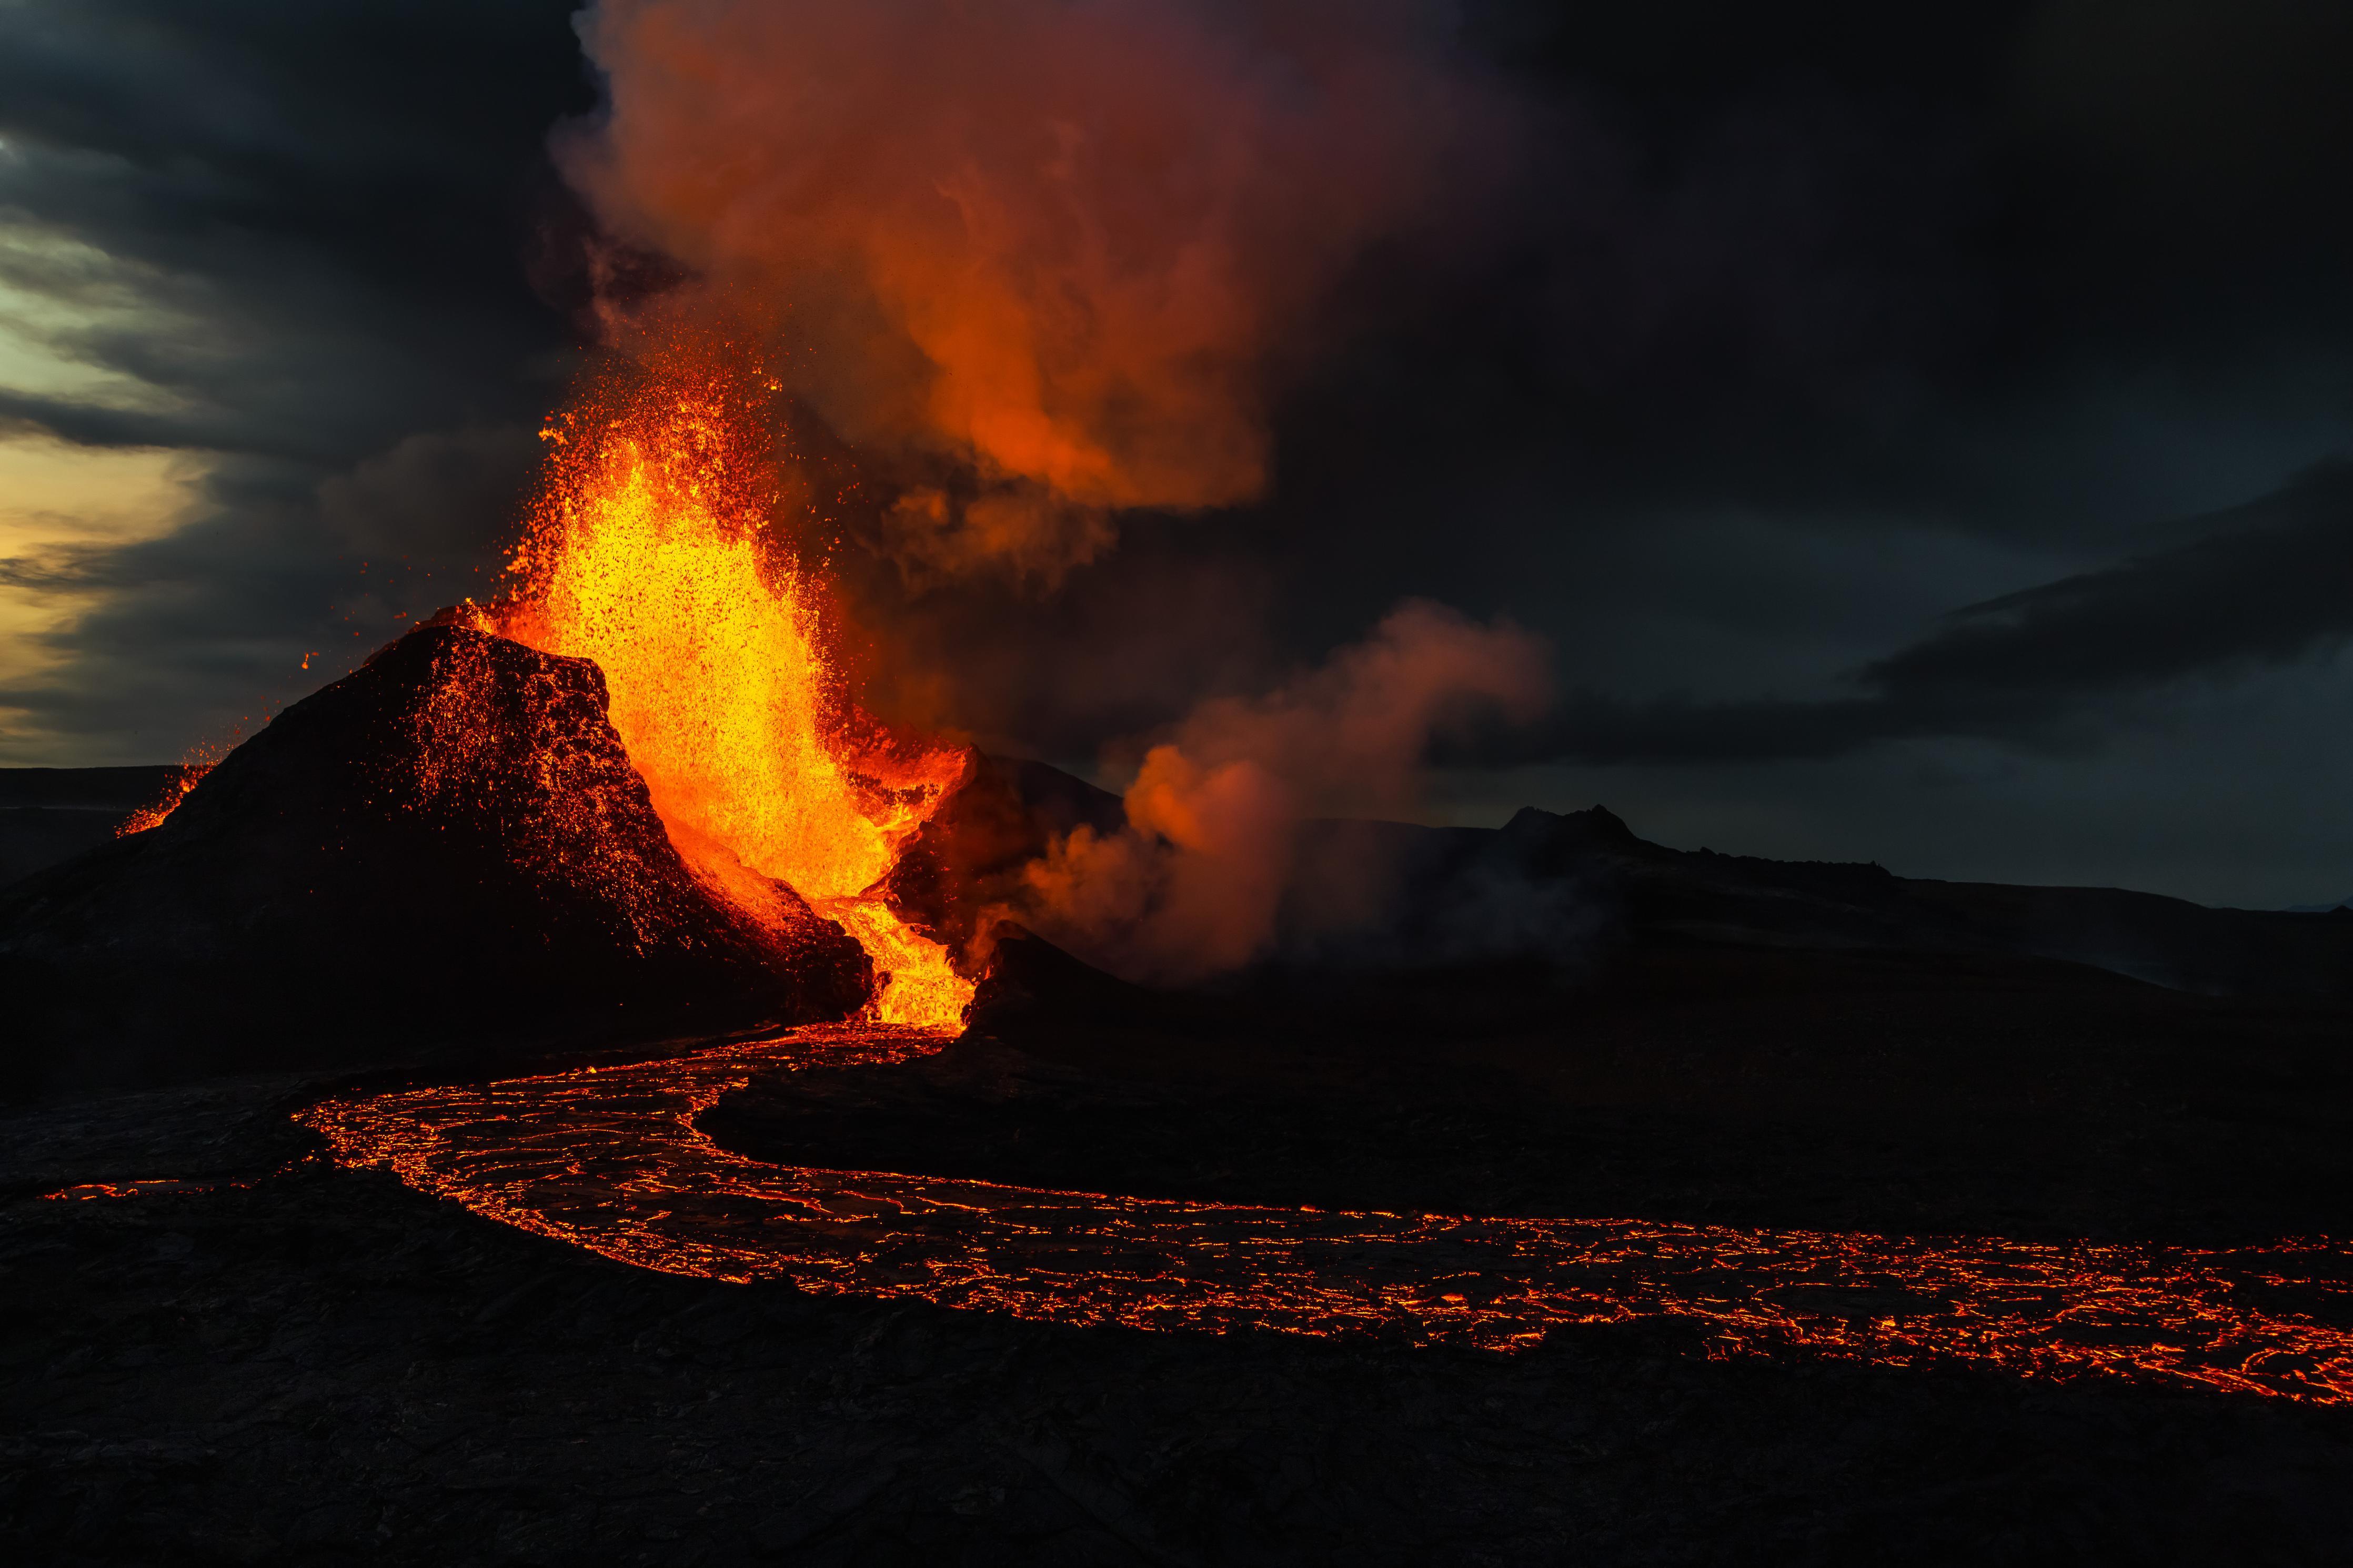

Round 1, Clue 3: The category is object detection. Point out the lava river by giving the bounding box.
[296,1024,2353,1406]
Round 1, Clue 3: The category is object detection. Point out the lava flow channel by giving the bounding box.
[297,1025,2353,1405]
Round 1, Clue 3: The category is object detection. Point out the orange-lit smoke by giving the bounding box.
[498,349,973,1029]
[559,0,1495,578]
[1016,600,1550,983]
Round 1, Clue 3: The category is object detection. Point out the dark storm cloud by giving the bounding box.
[0,0,591,757]
[0,392,258,458]
[1866,464,2353,700]
[2018,0,2353,200]
[0,6,585,449]
[1255,0,2353,540]
[1470,462,2353,766]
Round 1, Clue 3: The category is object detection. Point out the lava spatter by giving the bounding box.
[115,758,215,836]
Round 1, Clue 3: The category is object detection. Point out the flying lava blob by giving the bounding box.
[495,346,974,1030]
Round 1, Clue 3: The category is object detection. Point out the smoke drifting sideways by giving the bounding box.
[558,0,1510,582]
[1005,601,1551,985]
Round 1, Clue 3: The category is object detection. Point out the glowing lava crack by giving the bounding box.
[299,1025,2353,1406]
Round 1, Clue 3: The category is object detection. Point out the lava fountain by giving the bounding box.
[494,347,973,1029]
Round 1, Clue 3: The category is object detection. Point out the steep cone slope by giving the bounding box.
[0,625,870,1093]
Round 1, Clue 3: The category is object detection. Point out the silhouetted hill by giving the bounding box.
[0,626,868,1095]
[882,752,1127,953]
[902,761,2353,1004]
[1494,804,2353,1003]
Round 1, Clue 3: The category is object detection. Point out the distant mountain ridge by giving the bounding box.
[0,766,192,889]
[900,762,2353,1005]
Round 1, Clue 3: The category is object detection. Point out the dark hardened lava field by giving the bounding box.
[8,747,2353,1563]
[708,938,2353,1248]
[8,933,2353,1565]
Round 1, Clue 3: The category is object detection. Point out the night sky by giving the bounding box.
[3,0,2349,908]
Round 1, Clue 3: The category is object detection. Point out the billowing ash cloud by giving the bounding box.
[560,0,1509,580]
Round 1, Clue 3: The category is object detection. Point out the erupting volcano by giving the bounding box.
[491,347,974,1031]
[19,3,2353,1556]
[0,346,972,1082]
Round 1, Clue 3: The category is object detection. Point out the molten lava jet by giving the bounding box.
[492,350,974,1030]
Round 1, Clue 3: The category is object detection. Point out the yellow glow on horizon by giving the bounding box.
[0,435,200,761]
[0,217,210,762]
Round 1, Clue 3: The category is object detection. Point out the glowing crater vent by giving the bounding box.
[498,354,973,1029]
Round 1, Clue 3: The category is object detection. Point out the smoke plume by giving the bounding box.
[559,0,1500,579]
[1011,600,1550,983]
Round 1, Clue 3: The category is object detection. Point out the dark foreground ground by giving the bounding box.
[6,939,2353,1565]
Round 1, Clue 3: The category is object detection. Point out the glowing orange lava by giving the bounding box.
[298,1028,2353,1406]
[495,349,973,1028]
[116,760,214,836]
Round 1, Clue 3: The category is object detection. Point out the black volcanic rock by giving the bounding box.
[966,922,1172,1030]
[0,625,869,1093]
[883,753,1125,956]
